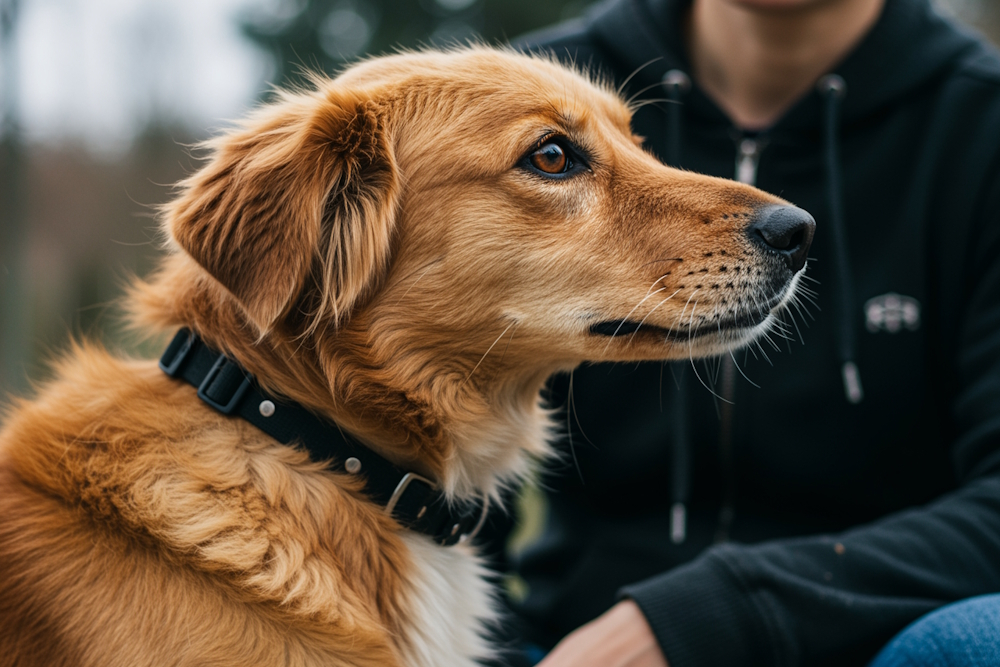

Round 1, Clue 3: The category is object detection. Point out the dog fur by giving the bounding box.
[0,48,803,667]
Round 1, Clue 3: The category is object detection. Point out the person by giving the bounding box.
[487,0,1000,664]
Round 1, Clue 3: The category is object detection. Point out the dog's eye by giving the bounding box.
[521,138,587,178]
[530,142,568,174]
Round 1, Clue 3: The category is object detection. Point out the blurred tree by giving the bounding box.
[0,0,29,394]
[243,0,595,88]
[243,0,999,97]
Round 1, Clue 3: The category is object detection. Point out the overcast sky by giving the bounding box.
[8,0,273,156]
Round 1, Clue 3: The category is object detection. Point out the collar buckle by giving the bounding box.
[385,472,437,519]
[197,355,252,415]
[459,495,490,544]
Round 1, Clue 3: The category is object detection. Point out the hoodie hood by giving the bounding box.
[585,0,983,132]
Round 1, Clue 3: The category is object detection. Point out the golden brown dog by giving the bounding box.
[0,48,813,667]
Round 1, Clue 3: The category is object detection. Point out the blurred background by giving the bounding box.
[0,0,997,396]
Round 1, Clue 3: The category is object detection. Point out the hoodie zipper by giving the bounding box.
[736,138,762,186]
[715,136,764,543]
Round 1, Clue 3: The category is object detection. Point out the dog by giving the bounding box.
[0,48,813,667]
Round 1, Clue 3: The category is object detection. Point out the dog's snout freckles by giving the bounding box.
[542,169,814,359]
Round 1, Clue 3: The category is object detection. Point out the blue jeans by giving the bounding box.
[870,594,1000,667]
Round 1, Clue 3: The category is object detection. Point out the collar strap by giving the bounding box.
[159,328,488,547]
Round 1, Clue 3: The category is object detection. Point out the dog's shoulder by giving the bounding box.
[0,345,414,665]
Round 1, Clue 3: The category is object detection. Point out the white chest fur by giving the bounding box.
[398,533,498,667]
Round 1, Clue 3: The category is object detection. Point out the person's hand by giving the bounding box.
[535,600,669,667]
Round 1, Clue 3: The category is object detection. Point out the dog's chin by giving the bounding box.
[682,314,778,356]
[588,271,804,358]
[587,311,771,357]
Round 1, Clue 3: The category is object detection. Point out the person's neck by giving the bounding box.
[687,0,885,130]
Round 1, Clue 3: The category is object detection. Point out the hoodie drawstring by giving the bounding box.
[657,69,862,544]
[818,74,864,404]
[663,69,692,544]
[663,69,690,166]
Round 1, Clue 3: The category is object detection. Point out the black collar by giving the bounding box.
[159,328,489,547]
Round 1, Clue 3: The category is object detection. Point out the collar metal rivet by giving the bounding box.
[259,400,275,417]
[345,457,362,474]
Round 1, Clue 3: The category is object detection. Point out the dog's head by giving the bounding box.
[143,48,812,494]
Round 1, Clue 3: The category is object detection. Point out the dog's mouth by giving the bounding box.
[589,303,776,341]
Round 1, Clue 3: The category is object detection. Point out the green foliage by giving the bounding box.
[243,0,595,88]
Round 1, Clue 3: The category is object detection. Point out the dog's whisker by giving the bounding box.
[624,79,673,108]
[780,314,796,353]
[566,371,591,484]
[683,296,712,389]
[789,289,815,321]
[669,288,702,341]
[687,296,699,345]
[628,98,673,112]
[798,289,821,305]
[747,290,783,356]
[685,323,729,404]
[602,285,673,354]
[489,322,520,384]
[801,294,821,311]
[393,258,445,306]
[800,273,821,285]
[462,320,517,387]
[785,297,808,343]
[625,288,683,346]
[756,334,776,365]
[795,283,820,301]
[710,319,726,385]
[617,57,664,97]
[647,278,666,298]
[729,349,760,389]
[628,283,670,318]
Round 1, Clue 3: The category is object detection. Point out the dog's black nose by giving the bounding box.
[748,205,816,273]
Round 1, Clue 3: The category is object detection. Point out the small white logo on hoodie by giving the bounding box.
[865,293,921,333]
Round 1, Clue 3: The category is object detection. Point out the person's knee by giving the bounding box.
[870,594,1000,667]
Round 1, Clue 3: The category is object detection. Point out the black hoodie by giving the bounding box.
[505,0,1000,665]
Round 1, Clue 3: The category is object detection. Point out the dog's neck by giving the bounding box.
[310,338,555,500]
[131,256,554,502]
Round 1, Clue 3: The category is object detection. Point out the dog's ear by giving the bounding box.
[165,87,399,333]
